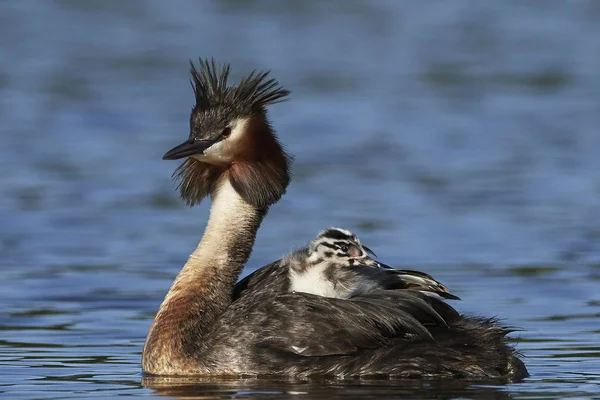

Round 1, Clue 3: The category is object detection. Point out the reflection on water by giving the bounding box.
[1,0,600,398]
[143,376,516,399]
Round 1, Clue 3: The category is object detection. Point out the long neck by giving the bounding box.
[142,178,266,375]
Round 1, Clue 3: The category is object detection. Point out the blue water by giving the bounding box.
[1,1,599,398]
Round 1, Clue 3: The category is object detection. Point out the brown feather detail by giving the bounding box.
[143,266,238,375]
[227,116,292,208]
[173,158,224,206]
[229,159,290,209]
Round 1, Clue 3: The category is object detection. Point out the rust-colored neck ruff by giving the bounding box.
[142,178,266,375]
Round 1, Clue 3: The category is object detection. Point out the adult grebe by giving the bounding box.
[286,227,459,300]
[143,59,528,380]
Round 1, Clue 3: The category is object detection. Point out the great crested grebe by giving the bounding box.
[286,227,459,300]
[143,59,528,380]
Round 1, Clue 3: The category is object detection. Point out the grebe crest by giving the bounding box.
[163,58,292,209]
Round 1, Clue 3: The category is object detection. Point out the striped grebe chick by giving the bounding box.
[143,59,528,381]
[288,227,459,300]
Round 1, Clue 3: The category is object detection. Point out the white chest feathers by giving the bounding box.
[289,261,341,298]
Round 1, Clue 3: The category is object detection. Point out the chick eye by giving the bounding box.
[222,126,232,137]
[340,245,349,253]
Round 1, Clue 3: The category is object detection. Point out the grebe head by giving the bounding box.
[308,228,378,268]
[163,58,292,208]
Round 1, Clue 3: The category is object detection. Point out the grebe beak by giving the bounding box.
[162,138,219,160]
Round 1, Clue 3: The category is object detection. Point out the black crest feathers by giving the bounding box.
[190,58,290,113]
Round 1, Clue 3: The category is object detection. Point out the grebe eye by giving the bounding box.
[222,127,232,137]
[340,244,349,253]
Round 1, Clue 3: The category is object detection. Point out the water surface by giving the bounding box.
[1,1,599,398]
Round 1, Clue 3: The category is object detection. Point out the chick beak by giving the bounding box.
[362,245,377,258]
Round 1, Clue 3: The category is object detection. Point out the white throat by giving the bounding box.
[289,261,340,298]
[190,178,253,264]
